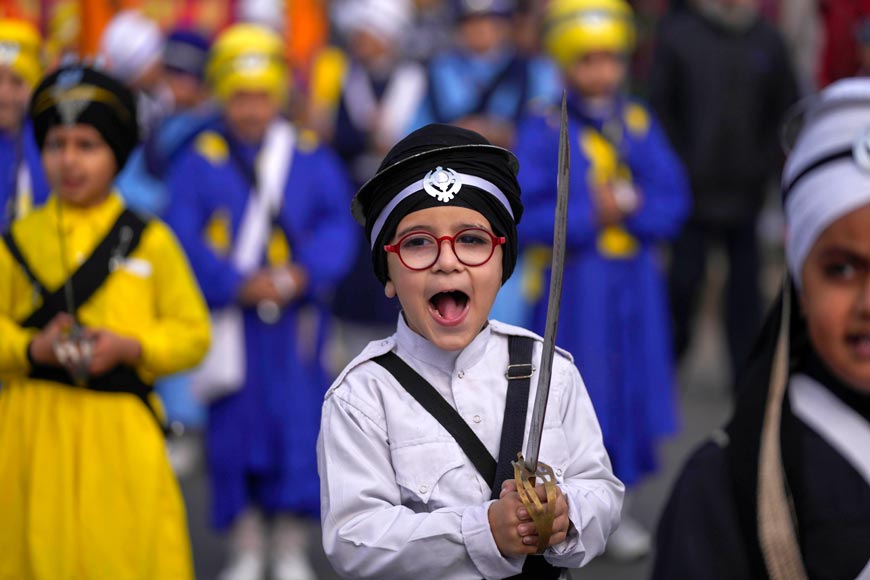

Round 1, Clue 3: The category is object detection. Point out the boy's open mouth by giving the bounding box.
[429,290,470,323]
[847,333,870,357]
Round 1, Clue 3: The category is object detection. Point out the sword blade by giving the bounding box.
[523,92,570,472]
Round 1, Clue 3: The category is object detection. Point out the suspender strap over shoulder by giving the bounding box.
[2,228,43,295]
[501,337,561,580]
[492,335,534,499]
[371,335,538,490]
[3,208,147,329]
[373,350,498,486]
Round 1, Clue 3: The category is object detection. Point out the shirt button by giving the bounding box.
[419,484,428,494]
[458,370,465,379]
[555,468,563,477]
[473,415,482,423]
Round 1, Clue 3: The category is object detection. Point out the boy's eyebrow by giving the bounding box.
[395,224,433,238]
[395,222,492,239]
[820,245,870,261]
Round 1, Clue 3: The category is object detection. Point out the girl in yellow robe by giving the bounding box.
[0,64,210,579]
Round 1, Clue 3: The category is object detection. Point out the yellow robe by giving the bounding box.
[0,193,210,580]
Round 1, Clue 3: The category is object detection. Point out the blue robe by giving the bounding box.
[0,123,49,231]
[514,94,691,486]
[164,118,356,527]
[413,48,559,130]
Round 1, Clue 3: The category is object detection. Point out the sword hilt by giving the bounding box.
[53,321,91,387]
[513,452,558,554]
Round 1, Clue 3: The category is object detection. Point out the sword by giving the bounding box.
[512,91,570,553]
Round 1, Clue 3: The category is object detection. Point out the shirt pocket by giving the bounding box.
[102,264,155,325]
[537,425,570,484]
[391,438,466,509]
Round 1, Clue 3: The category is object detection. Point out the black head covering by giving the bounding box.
[29,65,139,172]
[352,123,523,286]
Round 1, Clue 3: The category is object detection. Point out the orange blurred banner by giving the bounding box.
[0,0,328,79]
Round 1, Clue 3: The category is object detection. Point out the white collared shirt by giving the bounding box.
[317,316,623,580]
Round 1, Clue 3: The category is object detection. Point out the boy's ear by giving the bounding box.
[384,280,397,299]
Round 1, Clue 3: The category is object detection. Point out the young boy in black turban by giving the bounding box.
[317,123,622,579]
[0,64,210,579]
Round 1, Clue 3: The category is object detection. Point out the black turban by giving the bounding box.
[29,65,139,172]
[352,124,524,286]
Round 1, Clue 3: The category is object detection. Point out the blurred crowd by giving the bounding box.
[0,0,867,579]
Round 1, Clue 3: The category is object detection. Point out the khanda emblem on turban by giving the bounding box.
[53,67,88,126]
[235,53,269,73]
[853,127,870,173]
[424,166,462,203]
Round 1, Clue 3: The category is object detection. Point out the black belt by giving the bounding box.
[29,360,164,432]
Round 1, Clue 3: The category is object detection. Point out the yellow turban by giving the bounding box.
[543,0,635,68]
[0,19,42,88]
[207,23,288,103]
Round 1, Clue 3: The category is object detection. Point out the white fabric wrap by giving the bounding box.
[789,375,870,579]
[99,10,164,83]
[333,0,412,44]
[784,78,870,286]
[369,171,515,250]
[191,120,296,403]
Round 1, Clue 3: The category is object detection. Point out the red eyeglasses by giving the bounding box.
[384,228,506,271]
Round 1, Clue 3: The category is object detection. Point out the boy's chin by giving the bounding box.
[424,327,476,352]
[842,373,870,395]
[828,362,870,395]
[422,320,489,352]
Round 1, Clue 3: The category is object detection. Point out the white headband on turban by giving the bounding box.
[783,78,870,287]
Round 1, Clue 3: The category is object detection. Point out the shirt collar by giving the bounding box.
[47,190,124,228]
[395,313,494,374]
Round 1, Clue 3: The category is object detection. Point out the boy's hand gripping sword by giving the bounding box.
[511,92,570,554]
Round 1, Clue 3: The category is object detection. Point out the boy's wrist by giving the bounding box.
[123,337,143,365]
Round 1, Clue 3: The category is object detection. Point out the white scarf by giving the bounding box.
[191,119,296,402]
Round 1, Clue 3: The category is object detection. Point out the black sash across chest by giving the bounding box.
[2,209,161,426]
[373,335,563,580]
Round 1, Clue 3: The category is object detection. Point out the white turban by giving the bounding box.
[333,0,413,46]
[99,10,164,84]
[784,78,870,286]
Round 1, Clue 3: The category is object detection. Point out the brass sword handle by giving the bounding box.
[513,452,558,554]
